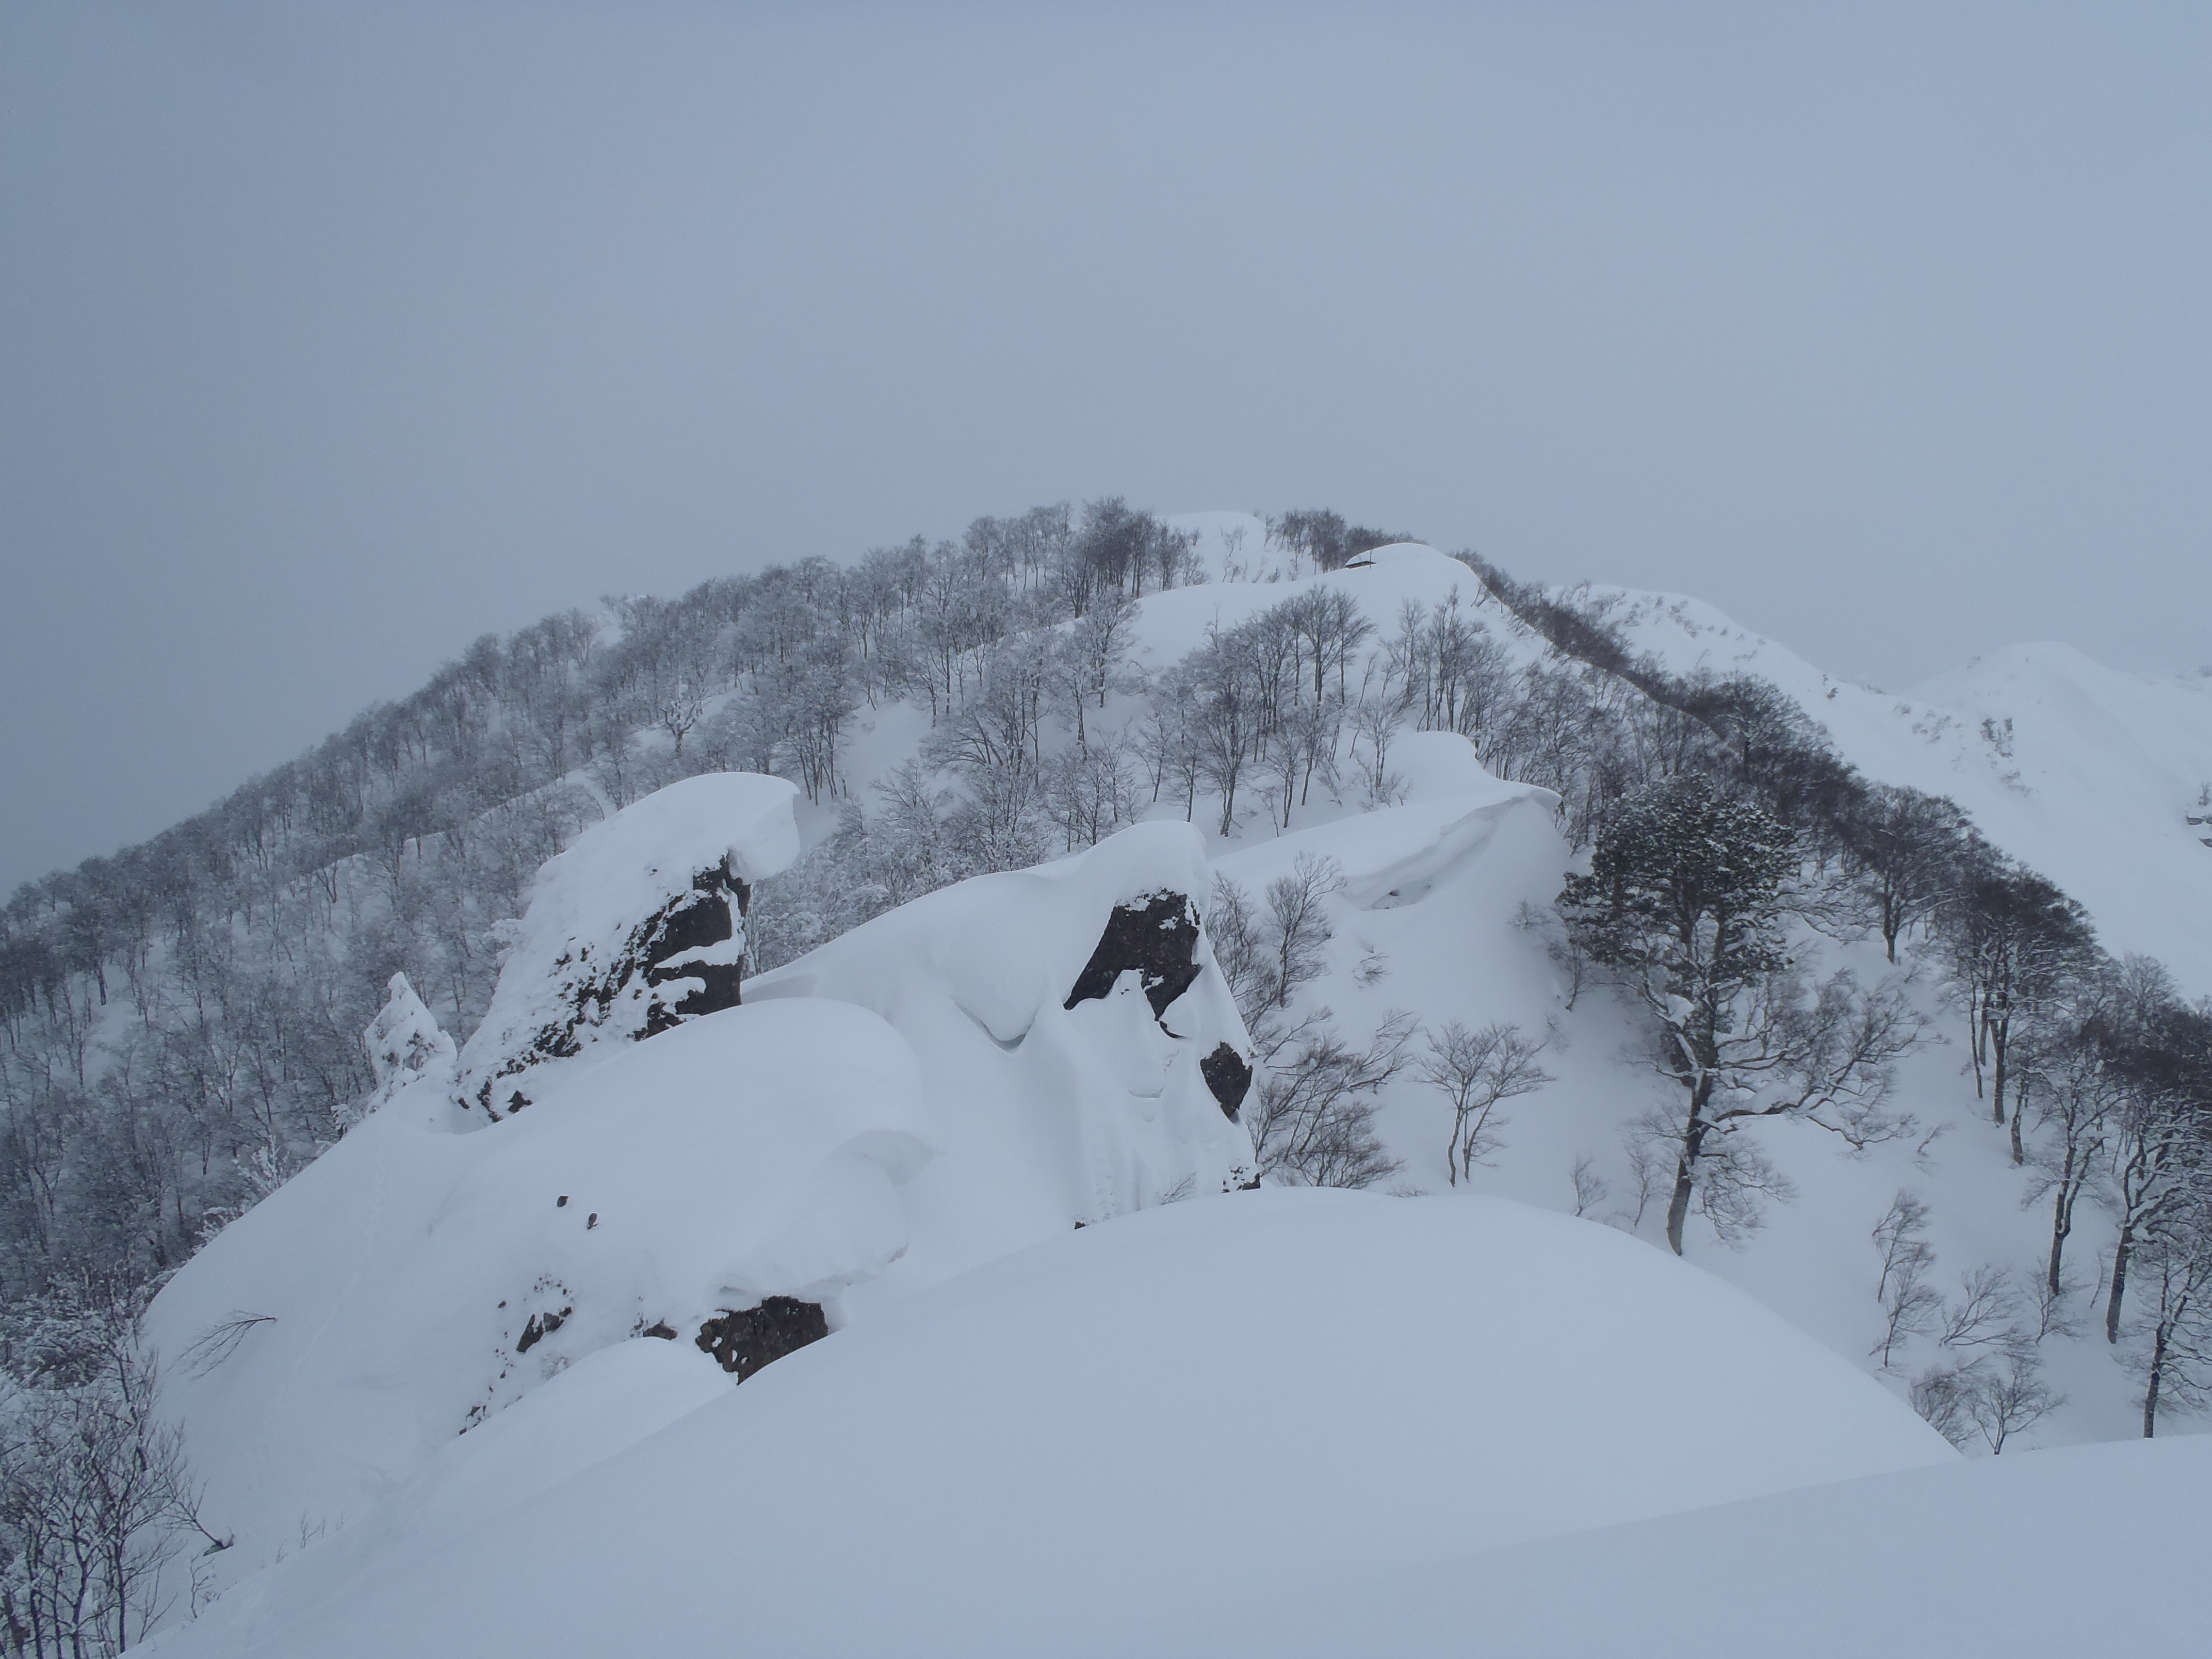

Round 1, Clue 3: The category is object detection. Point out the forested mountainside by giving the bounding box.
[4,500,2211,1651]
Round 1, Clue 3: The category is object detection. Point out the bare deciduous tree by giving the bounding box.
[1246,1011,1417,1190]
[1420,1020,1552,1184]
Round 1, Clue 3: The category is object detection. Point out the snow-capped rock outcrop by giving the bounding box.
[456,772,803,1117]
[747,820,1259,1278]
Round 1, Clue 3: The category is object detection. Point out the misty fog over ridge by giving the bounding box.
[5,1,2210,892]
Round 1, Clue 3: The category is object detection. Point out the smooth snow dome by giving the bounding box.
[141,997,931,1566]
[153,1191,1954,1659]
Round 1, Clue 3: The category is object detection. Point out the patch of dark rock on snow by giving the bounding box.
[695,1296,828,1381]
[1063,892,1203,1020]
[514,1306,571,1354]
[1199,1042,1252,1119]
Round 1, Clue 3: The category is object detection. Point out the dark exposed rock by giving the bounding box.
[1064,891,1203,1021]
[1199,1042,1253,1119]
[638,1320,678,1341]
[515,1306,570,1354]
[636,859,751,1035]
[695,1296,828,1381]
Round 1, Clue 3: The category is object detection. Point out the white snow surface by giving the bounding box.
[149,1192,1961,1658]
[1213,1434,2212,1657]
[147,808,1260,1581]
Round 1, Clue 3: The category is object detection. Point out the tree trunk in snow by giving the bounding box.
[2108,1227,2135,1345]
[1664,1101,1710,1257]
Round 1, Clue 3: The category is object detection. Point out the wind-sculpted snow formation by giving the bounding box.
[456,772,802,1117]
[746,819,1257,1276]
[143,785,1257,1574]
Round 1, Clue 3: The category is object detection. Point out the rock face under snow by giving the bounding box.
[456,773,802,1118]
[1062,889,1249,1118]
[693,1295,830,1379]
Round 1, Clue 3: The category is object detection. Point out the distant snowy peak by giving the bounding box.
[456,773,802,1117]
[1584,584,2212,991]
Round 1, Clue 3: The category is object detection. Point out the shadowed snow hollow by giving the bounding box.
[151,1191,1954,1659]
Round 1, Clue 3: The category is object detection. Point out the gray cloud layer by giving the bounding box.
[4,2,2207,892]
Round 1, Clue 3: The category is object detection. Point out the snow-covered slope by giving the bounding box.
[1217,1434,2212,1657]
[149,1192,1961,1658]
[141,997,934,1559]
[1595,589,2212,990]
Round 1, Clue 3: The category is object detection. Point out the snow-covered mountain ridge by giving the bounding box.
[6,507,2209,1653]
[1586,584,2212,991]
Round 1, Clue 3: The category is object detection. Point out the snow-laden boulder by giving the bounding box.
[457,773,802,1118]
[143,998,932,1571]
[150,1192,1960,1658]
[746,820,1258,1285]
[358,972,457,1117]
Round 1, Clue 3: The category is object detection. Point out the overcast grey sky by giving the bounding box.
[3,2,2207,893]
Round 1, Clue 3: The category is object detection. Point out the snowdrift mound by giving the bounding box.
[457,771,802,1116]
[747,819,1258,1281]
[156,1191,1952,1658]
[142,997,931,1568]
[1212,739,1559,913]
